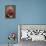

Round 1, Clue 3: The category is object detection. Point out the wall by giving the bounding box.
[0,0,46,44]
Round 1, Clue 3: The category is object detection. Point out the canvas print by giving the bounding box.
[18,24,46,46]
[5,5,16,18]
[18,25,46,41]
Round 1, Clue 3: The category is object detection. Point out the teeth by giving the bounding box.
[9,16,13,18]
[8,15,13,18]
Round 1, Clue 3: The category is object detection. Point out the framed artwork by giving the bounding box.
[5,5,16,19]
[18,24,46,41]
